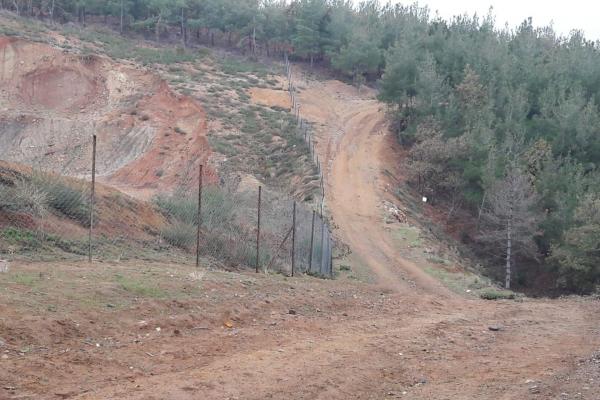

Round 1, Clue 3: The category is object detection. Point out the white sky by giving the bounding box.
[398,1,599,40]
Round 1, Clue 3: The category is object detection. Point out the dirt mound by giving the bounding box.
[0,37,215,199]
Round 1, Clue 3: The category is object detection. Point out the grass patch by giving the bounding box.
[426,256,450,265]
[66,26,208,65]
[1,227,40,248]
[393,225,422,247]
[220,57,267,77]
[114,274,166,298]
[209,137,237,156]
[11,272,40,287]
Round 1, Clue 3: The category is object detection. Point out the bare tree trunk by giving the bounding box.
[119,0,124,34]
[12,0,19,15]
[252,16,256,56]
[505,210,512,289]
[180,7,186,48]
[310,54,314,69]
[477,191,486,230]
[447,193,459,221]
[50,0,55,23]
[155,14,161,43]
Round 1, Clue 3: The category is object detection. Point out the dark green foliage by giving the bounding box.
[374,11,600,292]
[549,194,600,292]
[479,289,516,300]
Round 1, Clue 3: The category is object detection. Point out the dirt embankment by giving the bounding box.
[0,37,215,199]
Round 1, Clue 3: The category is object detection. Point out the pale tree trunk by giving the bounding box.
[310,54,314,68]
[252,16,256,56]
[180,7,186,48]
[119,0,124,34]
[155,14,161,43]
[505,209,512,289]
[50,0,55,23]
[13,0,19,15]
[477,191,486,230]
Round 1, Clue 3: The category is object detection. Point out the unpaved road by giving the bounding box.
[1,75,599,400]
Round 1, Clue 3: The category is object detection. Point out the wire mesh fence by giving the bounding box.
[0,145,333,277]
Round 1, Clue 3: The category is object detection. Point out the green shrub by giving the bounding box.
[1,227,40,249]
[479,288,516,300]
[33,175,89,225]
[161,222,196,249]
[0,179,48,216]
[154,192,197,223]
[209,138,236,156]
[154,185,236,229]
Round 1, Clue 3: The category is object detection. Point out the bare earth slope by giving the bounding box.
[0,37,214,199]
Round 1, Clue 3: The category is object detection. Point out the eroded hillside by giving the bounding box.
[0,36,215,199]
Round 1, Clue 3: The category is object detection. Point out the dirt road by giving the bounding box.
[1,76,599,400]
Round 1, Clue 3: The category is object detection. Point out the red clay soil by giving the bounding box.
[0,261,598,400]
[0,37,216,200]
[248,85,291,110]
[105,81,217,199]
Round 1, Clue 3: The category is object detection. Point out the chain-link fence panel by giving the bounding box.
[0,142,93,261]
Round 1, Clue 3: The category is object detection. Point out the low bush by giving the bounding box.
[479,288,516,300]
[0,179,48,216]
[33,174,89,225]
[161,222,196,249]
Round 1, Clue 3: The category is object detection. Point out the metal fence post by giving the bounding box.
[195,164,203,268]
[308,210,315,273]
[329,234,334,278]
[88,134,96,263]
[256,185,262,273]
[320,212,325,275]
[291,200,296,277]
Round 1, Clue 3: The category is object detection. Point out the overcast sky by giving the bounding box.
[399,1,598,40]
